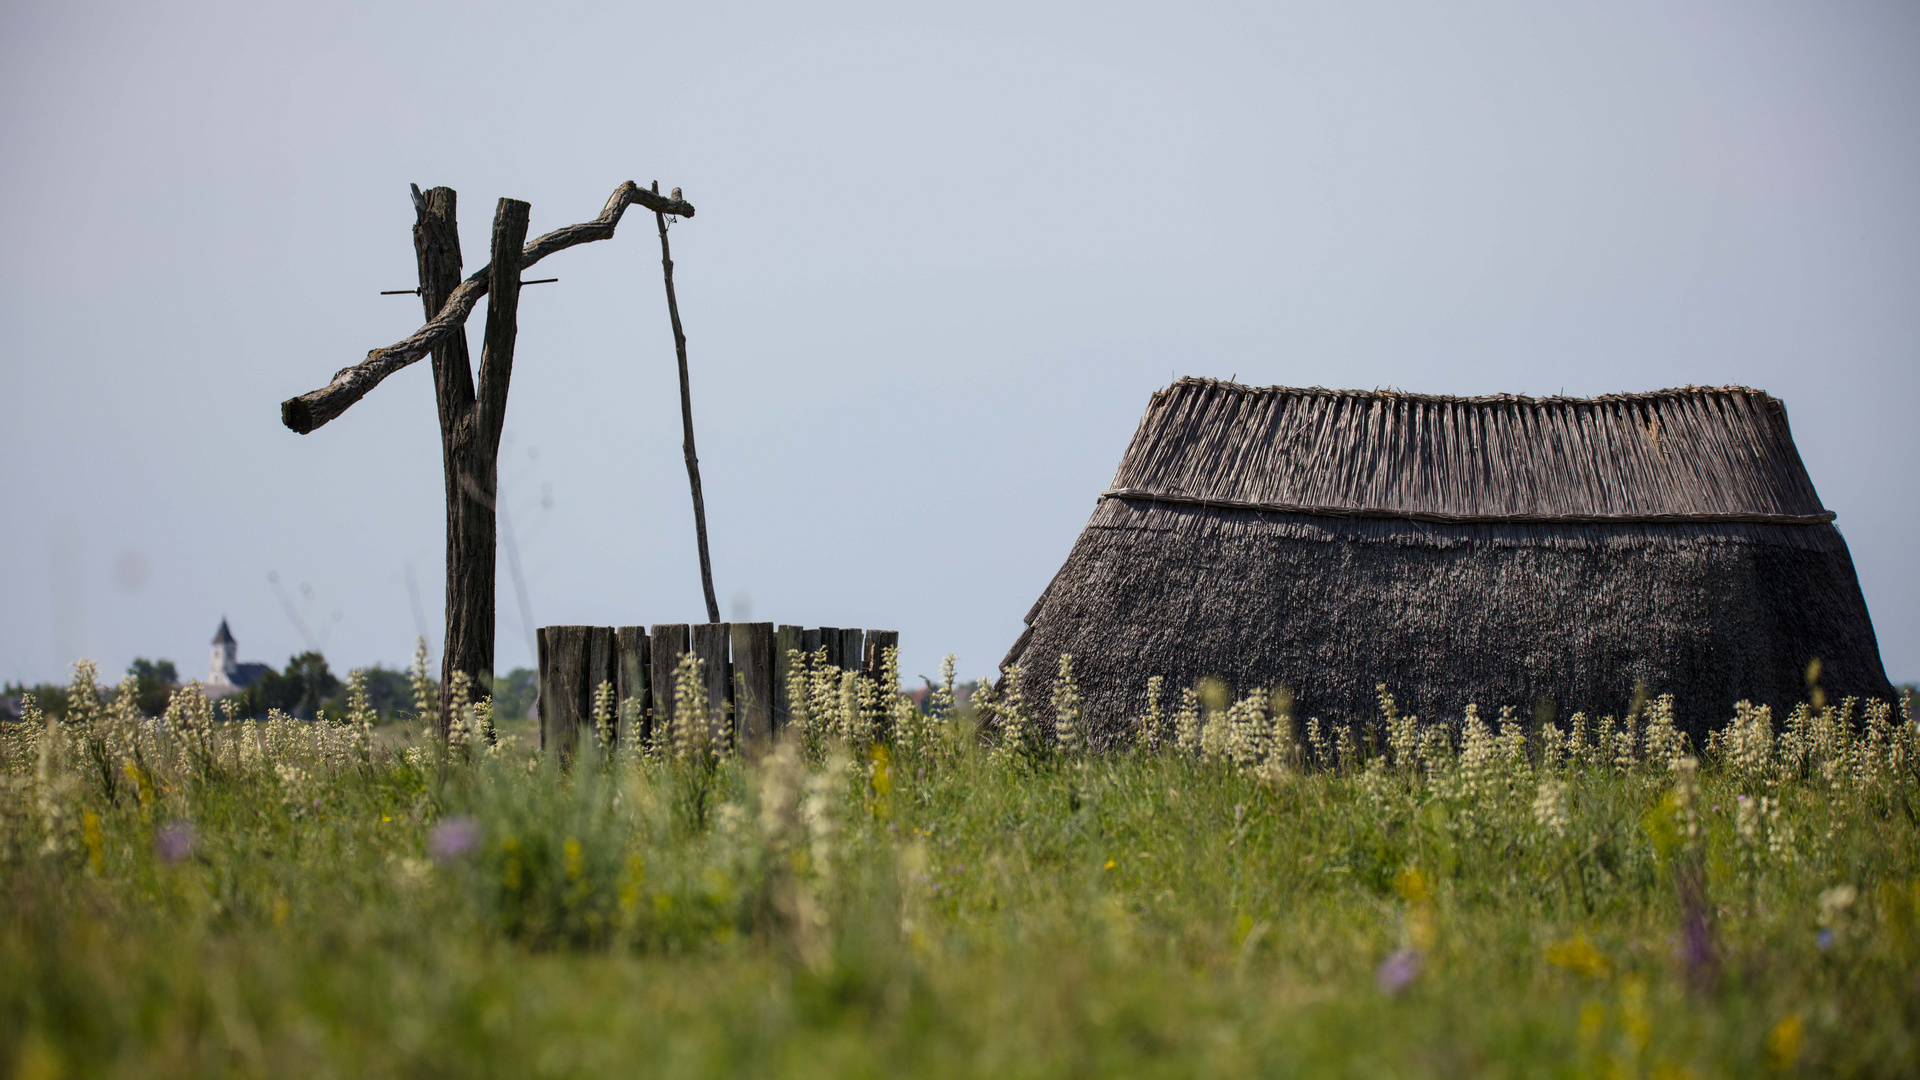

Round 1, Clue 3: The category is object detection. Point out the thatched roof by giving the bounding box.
[1106,381,1832,523]
[1004,379,1893,747]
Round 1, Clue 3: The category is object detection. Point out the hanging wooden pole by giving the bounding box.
[653,180,721,623]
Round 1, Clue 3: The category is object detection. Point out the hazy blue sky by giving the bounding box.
[2,0,1915,691]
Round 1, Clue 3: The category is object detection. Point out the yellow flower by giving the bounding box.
[82,810,103,875]
[1546,935,1610,978]
[1394,867,1431,906]
[1767,1013,1804,1070]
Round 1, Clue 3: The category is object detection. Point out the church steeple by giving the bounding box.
[209,617,239,686]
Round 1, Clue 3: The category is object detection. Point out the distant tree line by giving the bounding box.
[4,654,537,725]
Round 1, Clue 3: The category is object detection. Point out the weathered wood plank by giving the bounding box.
[650,624,690,745]
[864,630,899,679]
[731,622,774,748]
[538,625,594,761]
[800,627,822,661]
[588,626,618,744]
[536,625,549,739]
[774,624,801,730]
[616,626,650,748]
[819,627,842,669]
[839,629,865,677]
[691,623,732,747]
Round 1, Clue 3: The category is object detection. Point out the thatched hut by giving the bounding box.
[1002,379,1894,746]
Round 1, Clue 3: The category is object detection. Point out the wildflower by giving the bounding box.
[1334,722,1357,772]
[1138,675,1165,752]
[409,636,438,733]
[591,679,617,755]
[931,655,958,720]
[1532,778,1570,840]
[1376,948,1421,995]
[1380,684,1418,772]
[1051,654,1084,754]
[1539,720,1565,772]
[1643,694,1684,773]
[1355,756,1391,812]
[1723,700,1775,784]
[346,668,376,760]
[429,816,481,864]
[1764,796,1794,864]
[447,671,481,756]
[154,821,196,863]
[1672,756,1701,841]
[672,652,715,764]
[1817,883,1857,946]
[997,666,1031,758]
[1226,691,1268,769]
[1172,686,1202,756]
[1614,705,1640,774]
[1566,711,1591,769]
[1306,716,1330,768]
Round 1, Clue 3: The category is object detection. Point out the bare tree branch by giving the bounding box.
[280,181,695,434]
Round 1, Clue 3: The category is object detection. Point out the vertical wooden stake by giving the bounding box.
[538,624,593,761]
[616,626,650,748]
[691,622,732,747]
[732,622,775,748]
[589,626,618,740]
[650,624,691,743]
[839,629,865,677]
[774,624,802,730]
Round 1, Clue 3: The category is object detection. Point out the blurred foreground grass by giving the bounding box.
[2,659,1918,1078]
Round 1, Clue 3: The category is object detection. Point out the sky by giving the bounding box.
[2,0,1915,691]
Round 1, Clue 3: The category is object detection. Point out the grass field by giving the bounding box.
[3,654,1917,1078]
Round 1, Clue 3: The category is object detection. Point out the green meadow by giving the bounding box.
[3,652,1917,1078]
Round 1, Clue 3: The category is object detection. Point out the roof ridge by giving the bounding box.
[1162,377,1778,408]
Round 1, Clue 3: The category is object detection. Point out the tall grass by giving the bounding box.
[2,653,1917,1077]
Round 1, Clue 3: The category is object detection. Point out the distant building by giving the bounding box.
[206,618,271,699]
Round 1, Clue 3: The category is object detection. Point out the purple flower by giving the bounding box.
[154,822,196,864]
[1817,928,1835,952]
[1376,948,1422,995]
[429,816,481,864]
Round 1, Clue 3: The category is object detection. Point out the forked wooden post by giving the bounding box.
[278,180,694,739]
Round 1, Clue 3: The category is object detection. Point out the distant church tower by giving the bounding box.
[209,618,239,688]
[205,618,268,698]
